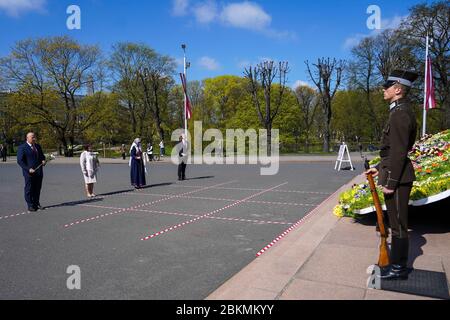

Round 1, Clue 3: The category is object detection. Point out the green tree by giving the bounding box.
[400,0,450,131]
[0,36,103,156]
[110,43,176,142]
[202,75,248,130]
[306,58,345,153]
[294,85,320,153]
[244,61,290,155]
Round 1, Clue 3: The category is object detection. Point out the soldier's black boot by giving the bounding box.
[380,237,409,281]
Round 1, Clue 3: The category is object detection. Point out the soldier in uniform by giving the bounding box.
[366,70,418,280]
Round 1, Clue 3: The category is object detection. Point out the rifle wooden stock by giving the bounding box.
[365,161,390,268]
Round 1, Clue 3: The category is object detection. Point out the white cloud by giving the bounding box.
[343,14,408,50]
[381,15,407,30]
[193,1,218,24]
[198,56,220,71]
[220,2,271,31]
[292,80,313,90]
[0,0,46,17]
[343,33,366,50]
[172,0,189,16]
[173,0,296,40]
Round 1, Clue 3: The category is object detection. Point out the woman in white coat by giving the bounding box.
[80,144,100,198]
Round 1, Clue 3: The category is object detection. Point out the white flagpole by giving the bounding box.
[182,45,188,141]
[422,33,429,138]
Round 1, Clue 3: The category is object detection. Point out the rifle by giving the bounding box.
[364,159,390,268]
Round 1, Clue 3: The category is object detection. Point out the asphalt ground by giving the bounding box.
[0,161,359,299]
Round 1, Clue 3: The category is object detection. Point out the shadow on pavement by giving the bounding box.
[45,182,176,209]
[45,197,104,209]
[139,182,174,189]
[354,197,450,268]
[182,176,215,181]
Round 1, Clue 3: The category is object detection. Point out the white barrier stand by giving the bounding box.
[335,142,354,171]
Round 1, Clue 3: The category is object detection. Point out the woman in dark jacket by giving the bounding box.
[129,138,147,189]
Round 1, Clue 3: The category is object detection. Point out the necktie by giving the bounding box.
[32,144,38,156]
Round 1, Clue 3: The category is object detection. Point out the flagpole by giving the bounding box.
[182,44,188,141]
[422,33,429,138]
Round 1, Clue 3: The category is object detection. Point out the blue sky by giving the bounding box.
[0,0,428,87]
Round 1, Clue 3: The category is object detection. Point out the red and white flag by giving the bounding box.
[425,56,437,110]
[180,73,192,120]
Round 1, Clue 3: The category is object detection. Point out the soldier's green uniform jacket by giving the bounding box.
[377,98,417,190]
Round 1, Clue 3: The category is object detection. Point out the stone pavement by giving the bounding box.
[207,173,450,300]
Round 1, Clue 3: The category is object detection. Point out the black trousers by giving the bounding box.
[178,162,187,179]
[24,174,43,208]
[384,183,413,265]
[1,153,6,162]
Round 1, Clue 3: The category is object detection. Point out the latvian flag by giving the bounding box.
[180,73,192,120]
[425,57,437,110]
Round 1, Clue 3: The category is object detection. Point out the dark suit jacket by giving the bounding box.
[17,143,45,177]
[377,98,417,189]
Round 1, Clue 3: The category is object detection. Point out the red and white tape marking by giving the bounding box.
[81,203,292,226]
[0,211,31,220]
[113,193,317,207]
[168,184,332,195]
[140,182,288,241]
[64,180,237,228]
[244,200,316,207]
[204,216,292,226]
[120,193,236,202]
[256,186,345,257]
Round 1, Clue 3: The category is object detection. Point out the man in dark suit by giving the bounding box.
[176,136,189,181]
[366,70,418,281]
[17,132,46,212]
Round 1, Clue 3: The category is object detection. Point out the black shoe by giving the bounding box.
[36,204,45,210]
[379,264,409,281]
[28,207,37,212]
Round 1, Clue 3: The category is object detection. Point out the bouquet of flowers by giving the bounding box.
[45,153,57,162]
[33,153,56,171]
[334,130,450,218]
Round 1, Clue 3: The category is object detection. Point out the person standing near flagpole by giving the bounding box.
[176,135,189,181]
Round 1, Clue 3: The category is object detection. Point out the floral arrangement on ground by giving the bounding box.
[334,130,450,218]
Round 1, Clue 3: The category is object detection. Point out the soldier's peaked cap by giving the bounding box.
[383,70,419,89]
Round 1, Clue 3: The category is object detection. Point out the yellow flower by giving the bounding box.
[333,205,344,218]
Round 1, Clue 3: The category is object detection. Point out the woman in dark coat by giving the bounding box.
[129,138,147,189]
